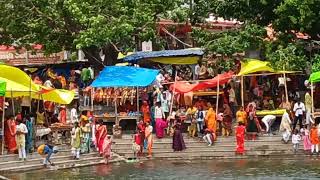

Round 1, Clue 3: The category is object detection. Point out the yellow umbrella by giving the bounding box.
[0,64,74,104]
[238,59,275,76]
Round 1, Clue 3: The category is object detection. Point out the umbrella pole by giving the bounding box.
[283,73,289,103]
[91,88,94,112]
[216,76,220,115]
[10,89,14,116]
[241,76,244,107]
[1,97,5,155]
[115,100,118,125]
[136,87,139,112]
[169,71,178,118]
[311,82,314,118]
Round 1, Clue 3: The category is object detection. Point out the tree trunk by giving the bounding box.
[102,44,119,66]
[82,46,104,69]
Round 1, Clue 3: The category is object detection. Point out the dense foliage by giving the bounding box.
[0,0,183,67]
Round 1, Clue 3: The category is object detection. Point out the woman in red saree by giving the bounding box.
[95,119,107,155]
[235,122,246,155]
[5,115,17,153]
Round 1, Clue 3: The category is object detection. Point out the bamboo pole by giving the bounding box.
[241,76,244,107]
[10,89,14,116]
[283,73,289,103]
[91,88,94,112]
[215,75,220,115]
[169,71,178,118]
[136,87,139,112]
[311,82,314,118]
[1,96,5,155]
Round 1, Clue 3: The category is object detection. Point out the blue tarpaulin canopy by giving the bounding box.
[121,48,204,64]
[91,66,159,88]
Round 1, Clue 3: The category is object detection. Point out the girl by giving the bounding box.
[155,102,167,138]
[301,125,311,153]
[217,110,224,136]
[132,131,141,158]
[145,122,153,158]
[310,124,319,155]
[292,129,301,154]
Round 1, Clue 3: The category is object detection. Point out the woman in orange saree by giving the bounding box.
[95,119,108,155]
[141,101,151,123]
[5,115,17,153]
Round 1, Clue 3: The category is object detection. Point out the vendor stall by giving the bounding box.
[91,66,159,136]
[237,59,298,109]
[0,65,75,148]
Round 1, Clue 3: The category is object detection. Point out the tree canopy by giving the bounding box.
[0,0,183,67]
[190,0,320,72]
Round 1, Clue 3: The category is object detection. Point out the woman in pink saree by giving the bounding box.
[102,135,112,164]
[95,119,107,155]
[155,102,167,138]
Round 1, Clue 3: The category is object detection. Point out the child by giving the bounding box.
[203,128,215,146]
[132,131,141,158]
[292,129,301,154]
[16,119,28,161]
[310,124,319,155]
[282,128,291,144]
[217,110,224,136]
[300,125,311,153]
[196,106,206,137]
[37,144,58,168]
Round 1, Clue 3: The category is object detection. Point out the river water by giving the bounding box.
[5,158,320,180]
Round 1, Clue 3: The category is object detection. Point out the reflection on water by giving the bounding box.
[5,158,320,180]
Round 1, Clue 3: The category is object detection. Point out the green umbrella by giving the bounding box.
[0,80,6,96]
[309,71,320,83]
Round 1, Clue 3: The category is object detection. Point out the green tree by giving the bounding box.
[0,0,183,67]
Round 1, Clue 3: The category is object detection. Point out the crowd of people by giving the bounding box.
[3,60,320,166]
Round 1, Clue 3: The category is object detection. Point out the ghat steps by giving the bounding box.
[112,134,307,159]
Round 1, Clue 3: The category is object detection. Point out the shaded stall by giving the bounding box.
[237,59,298,117]
[91,66,159,136]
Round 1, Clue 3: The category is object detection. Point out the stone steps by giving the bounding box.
[0,148,97,162]
[0,156,104,172]
[0,152,99,169]
[112,142,289,149]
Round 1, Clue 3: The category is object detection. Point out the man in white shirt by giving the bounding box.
[293,99,305,130]
[261,115,276,135]
[44,78,54,88]
[70,107,78,123]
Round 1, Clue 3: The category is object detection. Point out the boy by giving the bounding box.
[292,129,301,154]
[37,144,58,167]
